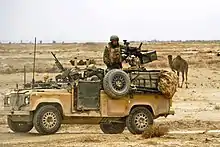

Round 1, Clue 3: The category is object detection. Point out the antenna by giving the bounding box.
[24,65,26,88]
[32,37,37,89]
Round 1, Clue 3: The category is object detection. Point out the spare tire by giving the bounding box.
[103,69,130,99]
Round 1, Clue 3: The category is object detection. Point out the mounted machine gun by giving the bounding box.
[51,52,81,83]
[121,40,157,67]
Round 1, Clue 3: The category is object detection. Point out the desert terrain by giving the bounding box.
[0,41,220,147]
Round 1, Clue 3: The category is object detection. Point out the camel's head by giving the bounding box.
[168,55,173,61]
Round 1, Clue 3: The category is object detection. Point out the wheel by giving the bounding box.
[7,117,33,133]
[103,69,130,99]
[100,122,126,134]
[126,106,153,134]
[33,105,62,135]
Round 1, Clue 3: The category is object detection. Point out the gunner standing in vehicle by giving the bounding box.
[103,35,124,70]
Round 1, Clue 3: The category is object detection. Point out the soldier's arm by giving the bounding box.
[103,46,111,66]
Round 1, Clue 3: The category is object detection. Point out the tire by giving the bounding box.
[7,117,33,133]
[103,69,130,99]
[33,105,62,135]
[126,106,153,134]
[100,122,126,134]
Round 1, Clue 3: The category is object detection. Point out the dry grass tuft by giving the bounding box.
[80,136,101,143]
[89,59,96,65]
[0,115,7,124]
[77,60,86,65]
[142,124,169,139]
[214,105,220,110]
[75,59,97,66]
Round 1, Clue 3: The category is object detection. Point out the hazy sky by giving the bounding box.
[0,0,220,42]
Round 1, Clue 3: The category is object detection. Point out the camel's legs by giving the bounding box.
[180,71,185,88]
[185,68,188,88]
[185,65,188,88]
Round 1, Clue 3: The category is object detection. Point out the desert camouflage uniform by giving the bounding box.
[103,42,125,69]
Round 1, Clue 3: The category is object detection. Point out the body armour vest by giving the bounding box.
[108,45,122,64]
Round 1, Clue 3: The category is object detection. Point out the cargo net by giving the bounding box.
[158,70,178,99]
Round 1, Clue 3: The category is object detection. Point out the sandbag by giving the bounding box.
[158,70,178,99]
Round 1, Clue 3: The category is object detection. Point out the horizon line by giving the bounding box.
[1,39,220,44]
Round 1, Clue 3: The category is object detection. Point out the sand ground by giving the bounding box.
[0,42,220,147]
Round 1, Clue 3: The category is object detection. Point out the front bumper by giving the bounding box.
[0,110,30,116]
[1,105,31,115]
[0,110,32,122]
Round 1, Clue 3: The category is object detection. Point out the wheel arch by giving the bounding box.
[129,105,155,117]
[31,98,63,111]
[32,102,63,118]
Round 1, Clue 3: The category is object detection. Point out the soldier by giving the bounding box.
[103,35,124,70]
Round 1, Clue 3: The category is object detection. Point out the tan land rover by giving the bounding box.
[2,42,176,135]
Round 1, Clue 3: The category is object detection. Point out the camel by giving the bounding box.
[168,55,188,88]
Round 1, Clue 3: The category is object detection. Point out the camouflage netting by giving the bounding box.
[158,70,178,98]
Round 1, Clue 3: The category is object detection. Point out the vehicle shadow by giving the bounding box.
[1,131,109,137]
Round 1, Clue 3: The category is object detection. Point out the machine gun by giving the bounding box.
[51,52,81,83]
[122,40,143,64]
[121,40,157,66]
[51,52,65,72]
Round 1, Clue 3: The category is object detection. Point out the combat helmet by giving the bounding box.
[110,35,119,41]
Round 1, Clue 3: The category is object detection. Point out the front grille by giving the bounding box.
[8,93,26,110]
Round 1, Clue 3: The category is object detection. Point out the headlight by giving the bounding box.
[24,96,30,105]
[7,97,10,104]
[5,96,11,105]
[4,96,10,106]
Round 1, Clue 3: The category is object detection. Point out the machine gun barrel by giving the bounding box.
[138,42,143,49]
[51,52,65,72]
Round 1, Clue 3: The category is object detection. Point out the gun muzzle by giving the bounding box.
[138,42,143,49]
